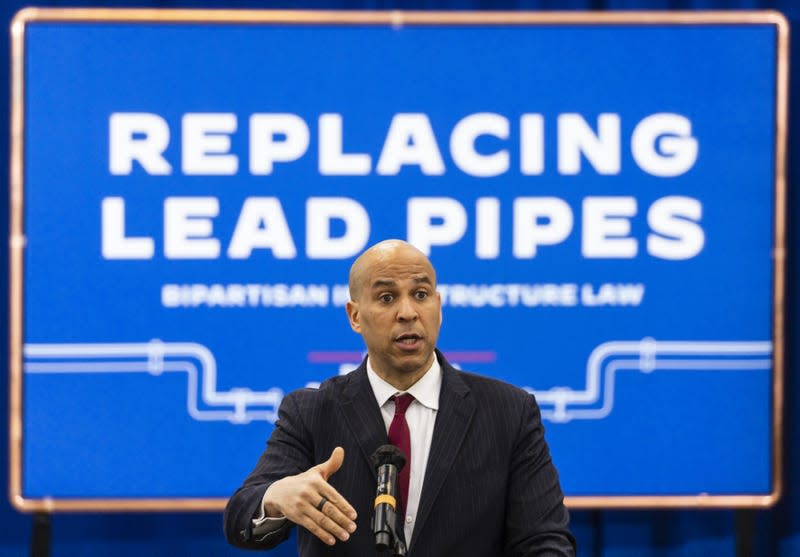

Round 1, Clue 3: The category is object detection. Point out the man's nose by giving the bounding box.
[396,296,418,321]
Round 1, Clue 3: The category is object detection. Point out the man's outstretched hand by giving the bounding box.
[263,447,358,546]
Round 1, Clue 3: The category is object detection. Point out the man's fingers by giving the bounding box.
[316,446,345,481]
[318,493,358,533]
[297,513,338,546]
[312,447,357,520]
[296,503,353,546]
[313,508,351,542]
[314,482,357,522]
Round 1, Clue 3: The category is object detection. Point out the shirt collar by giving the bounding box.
[366,355,441,411]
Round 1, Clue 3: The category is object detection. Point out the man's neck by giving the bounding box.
[368,354,436,392]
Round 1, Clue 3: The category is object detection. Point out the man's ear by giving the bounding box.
[346,300,361,333]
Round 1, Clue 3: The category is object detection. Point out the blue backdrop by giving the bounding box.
[2,1,799,556]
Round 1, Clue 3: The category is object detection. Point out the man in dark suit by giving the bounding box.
[224,240,575,556]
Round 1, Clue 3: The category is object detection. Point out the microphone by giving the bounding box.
[371,445,407,556]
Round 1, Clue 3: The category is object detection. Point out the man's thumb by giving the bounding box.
[318,446,345,480]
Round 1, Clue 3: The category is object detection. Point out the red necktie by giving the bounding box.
[388,394,414,513]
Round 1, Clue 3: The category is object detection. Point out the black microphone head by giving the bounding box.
[371,444,406,471]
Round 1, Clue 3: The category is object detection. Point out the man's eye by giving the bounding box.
[379,294,393,303]
[415,291,428,300]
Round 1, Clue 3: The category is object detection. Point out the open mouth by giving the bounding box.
[395,333,422,346]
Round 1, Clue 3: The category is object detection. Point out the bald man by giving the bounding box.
[224,240,575,556]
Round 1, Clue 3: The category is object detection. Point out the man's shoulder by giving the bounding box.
[445,367,544,438]
[447,365,536,405]
[281,369,363,406]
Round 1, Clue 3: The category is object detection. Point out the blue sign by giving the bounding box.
[10,9,786,510]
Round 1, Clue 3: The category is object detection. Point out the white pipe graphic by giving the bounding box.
[24,340,282,424]
[24,338,772,424]
[527,338,772,422]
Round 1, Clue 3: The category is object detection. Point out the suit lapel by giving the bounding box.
[409,354,475,551]
[339,362,387,480]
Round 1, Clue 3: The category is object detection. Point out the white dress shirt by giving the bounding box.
[252,356,442,546]
[367,356,441,544]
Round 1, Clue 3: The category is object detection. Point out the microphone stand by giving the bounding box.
[373,482,407,556]
[376,515,406,557]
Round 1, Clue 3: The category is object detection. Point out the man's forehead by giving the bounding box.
[369,274,434,289]
[348,240,437,299]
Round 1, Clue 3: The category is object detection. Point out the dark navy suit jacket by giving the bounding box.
[224,351,575,556]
